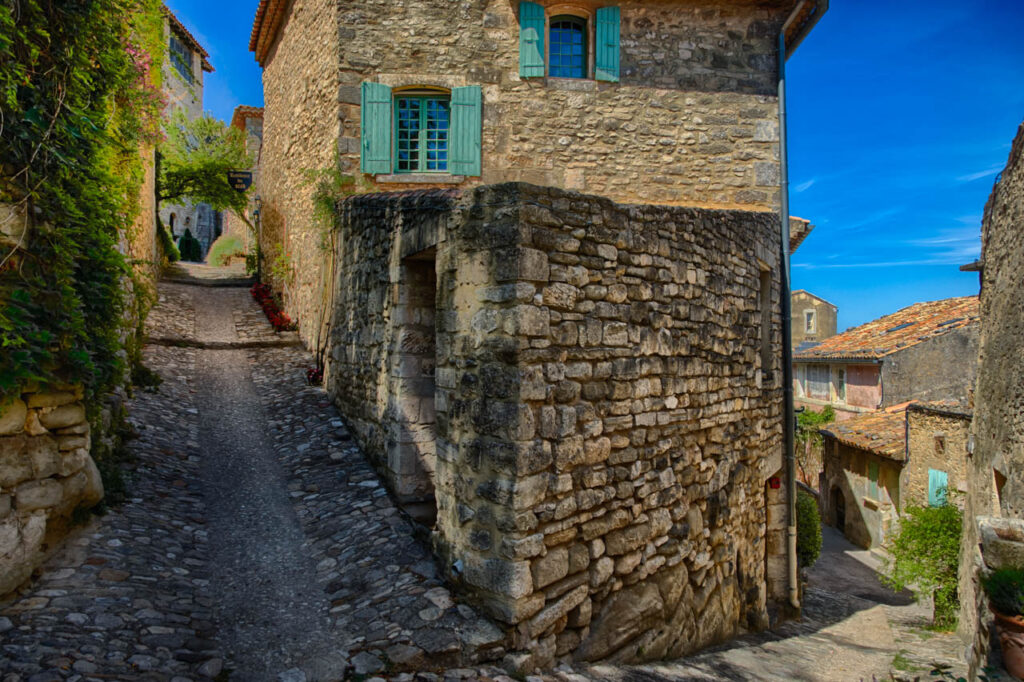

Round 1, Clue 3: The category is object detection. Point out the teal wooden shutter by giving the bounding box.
[360,82,392,174]
[928,469,948,507]
[519,1,545,78]
[450,86,482,177]
[595,6,621,82]
[867,461,879,500]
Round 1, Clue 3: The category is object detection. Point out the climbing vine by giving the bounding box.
[0,0,164,401]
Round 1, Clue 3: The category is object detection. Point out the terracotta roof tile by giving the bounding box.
[230,105,264,130]
[820,405,908,460]
[794,296,979,361]
[249,0,289,67]
[162,5,213,72]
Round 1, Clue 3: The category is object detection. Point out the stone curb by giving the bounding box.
[146,335,302,349]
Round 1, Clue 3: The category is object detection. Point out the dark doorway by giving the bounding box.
[831,485,846,533]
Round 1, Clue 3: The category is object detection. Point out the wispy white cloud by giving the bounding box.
[795,257,975,270]
[794,178,816,193]
[830,206,904,233]
[956,166,1003,183]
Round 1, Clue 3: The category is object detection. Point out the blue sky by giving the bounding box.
[167,1,1023,330]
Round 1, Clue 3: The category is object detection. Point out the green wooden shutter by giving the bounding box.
[595,6,621,82]
[449,86,482,176]
[519,1,545,78]
[867,461,879,500]
[928,469,948,507]
[361,82,392,174]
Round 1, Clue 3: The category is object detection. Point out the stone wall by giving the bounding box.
[333,0,784,209]
[258,0,341,349]
[960,121,1024,677]
[904,404,970,506]
[0,388,103,596]
[325,182,788,667]
[880,327,979,407]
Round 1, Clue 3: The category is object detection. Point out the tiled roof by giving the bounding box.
[162,5,213,72]
[908,400,973,419]
[230,106,264,130]
[820,405,909,460]
[789,217,814,254]
[249,0,289,67]
[794,296,979,361]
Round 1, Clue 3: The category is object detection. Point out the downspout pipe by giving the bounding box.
[778,0,826,613]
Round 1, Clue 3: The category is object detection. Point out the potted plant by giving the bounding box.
[982,566,1024,678]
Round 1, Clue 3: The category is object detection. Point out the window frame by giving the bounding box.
[804,309,817,334]
[548,14,589,79]
[169,35,193,83]
[392,93,452,174]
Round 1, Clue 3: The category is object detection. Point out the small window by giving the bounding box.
[395,96,451,173]
[934,435,946,455]
[833,367,846,402]
[805,310,816,334]
[549,16,587,78]
[169,35,193,83]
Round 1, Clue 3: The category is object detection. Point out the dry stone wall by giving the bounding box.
[960,121,1024,677]
[325,182,786,667]
[0,387,103,596]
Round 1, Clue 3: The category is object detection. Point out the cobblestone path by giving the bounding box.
[1,278,972,682]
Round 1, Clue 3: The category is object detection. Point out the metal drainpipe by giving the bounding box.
[779,0,807,612]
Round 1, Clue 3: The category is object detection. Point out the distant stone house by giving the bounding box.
[819,401,971,549]
[794,296,980,420]
[159,5,221,259]
[249,0,827,669]
[790,289,836,352]
[222,105,264,252]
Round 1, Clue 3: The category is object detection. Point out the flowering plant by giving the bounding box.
[250,283,297,332]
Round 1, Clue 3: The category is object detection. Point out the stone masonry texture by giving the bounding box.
[324,182,787,667]
[960,121,1024,678]
[257,0,790,353]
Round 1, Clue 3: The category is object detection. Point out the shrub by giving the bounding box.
[982,567,1024,617]
[883,503,963,628]
[207,234,245,266]
[796,489,823,568]
[156,219,180,262]
[177,228,202,262]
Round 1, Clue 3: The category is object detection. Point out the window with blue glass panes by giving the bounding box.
[549,16,587,79]
[395,96,450,173]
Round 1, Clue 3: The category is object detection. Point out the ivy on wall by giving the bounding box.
[0,0,164,401]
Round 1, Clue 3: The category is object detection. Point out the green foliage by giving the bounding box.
[982,567,1024,617]
[796,405,835,448]
[177,229,202,262]
[0,0,164,402]
[207,234,246,267]
[156,218,180,263]
[883,503,963,629]
[304,164,372,250]
[796,489,822,568]
[267,244,293,284]
[159,110,253,216]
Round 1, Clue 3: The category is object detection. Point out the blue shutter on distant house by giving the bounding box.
[595,6,621,82]
[360,82,393,174]
[519,1,545,78]
[449,86,482,177]
[928,469,949,507]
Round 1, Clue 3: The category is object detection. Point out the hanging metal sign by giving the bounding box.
[227,171,253,191]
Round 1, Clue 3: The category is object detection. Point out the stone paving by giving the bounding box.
[0,276,978,682]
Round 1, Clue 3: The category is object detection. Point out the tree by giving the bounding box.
[795,405,835,486]
[158,110,254,231]
[882,502,962,629]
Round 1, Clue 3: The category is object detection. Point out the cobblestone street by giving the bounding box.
[0,278,971,681]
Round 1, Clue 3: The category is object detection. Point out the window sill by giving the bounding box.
[376,173,465,184]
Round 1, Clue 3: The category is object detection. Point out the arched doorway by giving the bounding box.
[831,485,846,533]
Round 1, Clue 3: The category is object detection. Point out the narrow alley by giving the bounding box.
[0,276,969,681]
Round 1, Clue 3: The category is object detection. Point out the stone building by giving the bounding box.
[159,5,221,259]
[819,401,970,549]
[790,289,836,352]
[249,0,828,668]
[794,296,979,420]
[959,121,1024,678]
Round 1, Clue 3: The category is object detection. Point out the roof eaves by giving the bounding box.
[162,5,214,71]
